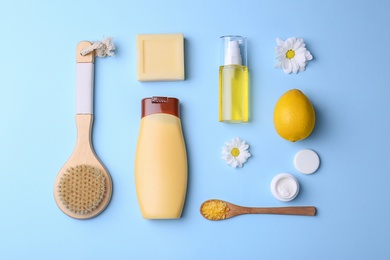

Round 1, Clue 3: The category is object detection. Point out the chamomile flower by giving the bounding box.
[275,37,313,74]
[221,137,251,168]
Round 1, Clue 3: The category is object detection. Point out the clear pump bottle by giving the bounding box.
[219,36,249,123]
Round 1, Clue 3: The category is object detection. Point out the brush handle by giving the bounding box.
[75,114,94,155]
[76,41,95,115]
[76,63,94,114]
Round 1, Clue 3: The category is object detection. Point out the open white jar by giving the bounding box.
[270,173,300,202]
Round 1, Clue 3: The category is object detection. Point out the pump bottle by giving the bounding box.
[219,35,249,123]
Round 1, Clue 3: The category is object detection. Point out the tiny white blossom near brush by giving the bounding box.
[221,137,251,168]
[275,37,313,74]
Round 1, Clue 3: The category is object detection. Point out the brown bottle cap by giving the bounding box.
[141,97,180,118]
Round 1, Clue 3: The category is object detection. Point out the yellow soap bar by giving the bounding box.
[136,34,185,82]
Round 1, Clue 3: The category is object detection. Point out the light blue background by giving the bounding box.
[1,0,389,259]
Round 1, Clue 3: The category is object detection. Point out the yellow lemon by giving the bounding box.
[273,89,315,142]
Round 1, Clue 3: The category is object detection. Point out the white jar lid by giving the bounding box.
[270,173,300,202]
[294,149,320,174]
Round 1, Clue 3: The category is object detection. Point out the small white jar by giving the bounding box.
[270,173,300,202]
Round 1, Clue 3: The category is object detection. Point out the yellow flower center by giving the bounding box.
[231,148,240,157]
[286,49,295,59]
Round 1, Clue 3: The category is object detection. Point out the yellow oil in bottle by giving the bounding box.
[219,64,249,123]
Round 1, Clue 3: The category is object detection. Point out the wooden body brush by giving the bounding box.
[54,41,112,219]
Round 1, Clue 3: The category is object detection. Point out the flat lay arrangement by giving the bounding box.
[53,35,319,220]
[4,1,390,259]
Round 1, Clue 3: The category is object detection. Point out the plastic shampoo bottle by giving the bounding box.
[219,35,249,123]
[135,97,187,219]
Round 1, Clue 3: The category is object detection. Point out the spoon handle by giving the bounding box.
[244,206,316,216]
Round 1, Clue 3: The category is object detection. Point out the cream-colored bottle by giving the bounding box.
[135,97,187,219]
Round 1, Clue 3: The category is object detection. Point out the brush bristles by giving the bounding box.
[58,165,106,215]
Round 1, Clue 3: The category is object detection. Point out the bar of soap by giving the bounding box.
[136,34,185,82]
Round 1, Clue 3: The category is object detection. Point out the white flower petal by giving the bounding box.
[227,157,236,165]
[276,54,286,61]
[237,155,247,164]
[281,59,288,69]
[230,159,238,168]
[291,60,300,74]
[295,47,306,55]
[284,59,293,74]
[283,67,291,74]
[241,150,251,158]
[276,37,284,46]
[285,38,295,49]
[295,54,306,64]
[238,140,247,147]
[239,144,249,151]
[222,153,231,161]
[293,38,303,50]
[305,51,313,60]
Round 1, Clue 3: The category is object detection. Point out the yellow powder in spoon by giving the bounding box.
[201,200,230,220]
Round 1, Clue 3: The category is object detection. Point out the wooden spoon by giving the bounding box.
[200,199,316,220]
